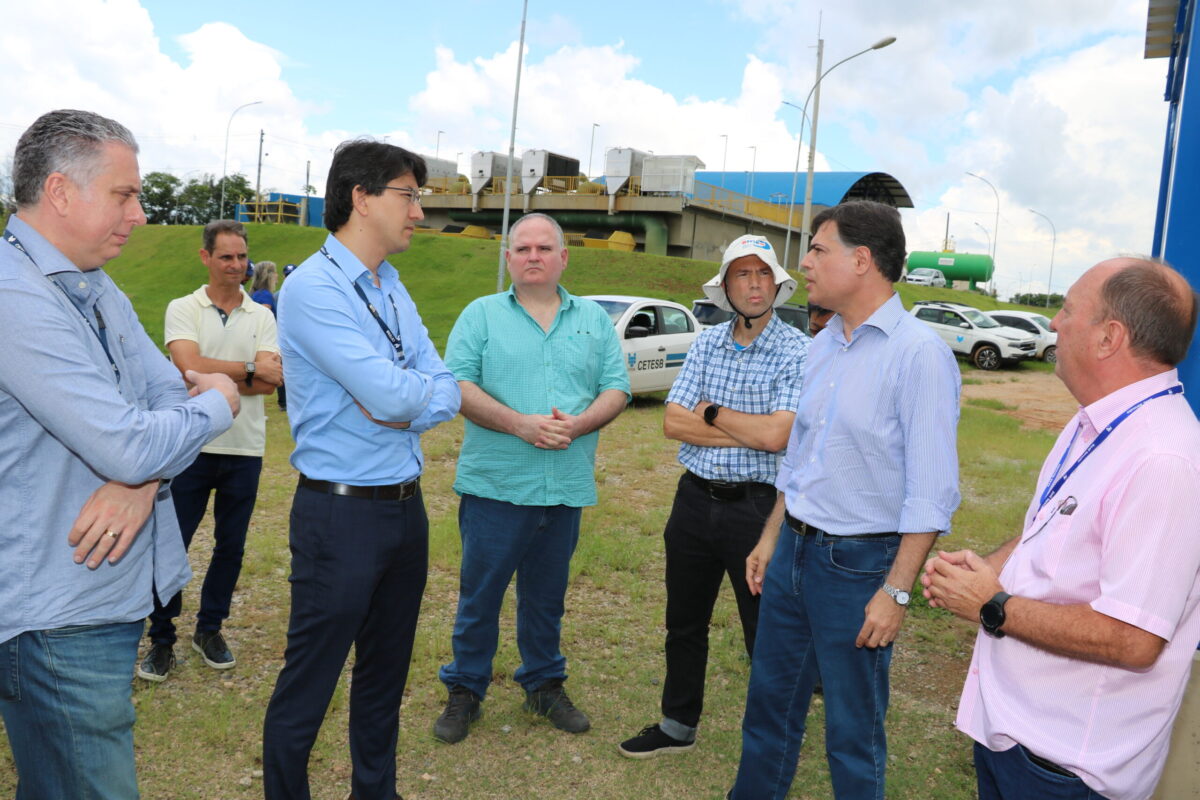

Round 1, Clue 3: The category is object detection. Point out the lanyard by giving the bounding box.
[4,228,121,385]
[1038,384,1183,510]
[320,247,405,361]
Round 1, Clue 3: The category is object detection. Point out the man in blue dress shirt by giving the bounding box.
[262,140,461,800]
[432,213,630,745]
[0,109,239,800]
[731,201,961,800]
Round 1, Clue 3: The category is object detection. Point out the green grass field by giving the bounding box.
[0,224,1061,798]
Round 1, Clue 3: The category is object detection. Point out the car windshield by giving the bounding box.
[961,308,999,328]
[1031,314,1052,331]
[693,303,734,325]
[911,269,933,276]
[591,299,632,324]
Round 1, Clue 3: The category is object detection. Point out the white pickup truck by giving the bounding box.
[910,301,1037,370]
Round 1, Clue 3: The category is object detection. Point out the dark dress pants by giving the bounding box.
[262,484,428,800]
[661,472,771,729]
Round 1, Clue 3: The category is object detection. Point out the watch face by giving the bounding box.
[980,602,1001,628]
[896,590,910,605]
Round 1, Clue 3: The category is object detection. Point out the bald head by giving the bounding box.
[1094,257,1198,367]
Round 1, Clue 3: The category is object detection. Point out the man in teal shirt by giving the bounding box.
[434,213,630,744]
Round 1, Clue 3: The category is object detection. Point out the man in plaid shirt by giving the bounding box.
[619,235,810,758]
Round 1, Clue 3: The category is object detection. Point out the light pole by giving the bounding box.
[747,145,757,197]
[781,35,896,269]
[719,134,728,189]
[587,122,599,179]
[435,130,444,161]
[497,0,528,292]
[966,171,1000,264]
[1030,209,1057,308]
[974,222,991,257]
[221,100,262,219]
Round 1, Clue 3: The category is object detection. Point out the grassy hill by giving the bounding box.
[105,223,1047,351]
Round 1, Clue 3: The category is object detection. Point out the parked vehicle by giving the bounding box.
[904,267,948,287]
[910,301,1037,370]
[691,298,811,335]
[985,310,1058,362]
[587,295,700,393]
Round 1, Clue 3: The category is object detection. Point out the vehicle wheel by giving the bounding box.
[972,344,1001,370]
[1043,345,1056,364]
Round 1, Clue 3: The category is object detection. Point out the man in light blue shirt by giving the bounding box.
[731,201,961,800]
[263,140,460,800]
[0,109,238,800]
[433,213,630,745]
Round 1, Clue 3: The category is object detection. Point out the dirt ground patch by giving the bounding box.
[962,369,1077,431]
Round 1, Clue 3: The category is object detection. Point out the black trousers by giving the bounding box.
[262,485,428,800]
[661,472,775,729]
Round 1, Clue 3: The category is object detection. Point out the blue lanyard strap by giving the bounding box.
[1038,384,1183,510]
[320,247,405,361]
[4,228,122,385]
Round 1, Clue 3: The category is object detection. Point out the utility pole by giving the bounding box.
[303,160,311,227]
[255,129,264,222]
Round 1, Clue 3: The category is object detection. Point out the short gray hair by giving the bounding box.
[1097,258,1198,366]
[13,110,139,208]
[508,212,565,250]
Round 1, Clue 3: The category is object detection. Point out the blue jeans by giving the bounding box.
[0,621,143,800]
[439,494,582,698]
[147,453,262,644]
[732,522,899,800]
[975,742,1104,800]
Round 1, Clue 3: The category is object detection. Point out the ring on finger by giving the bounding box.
[106,530,120,539]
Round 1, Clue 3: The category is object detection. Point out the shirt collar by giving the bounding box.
[5,215,85,278]
[192,284,253,310]
[722,309,785,349]
[1079,368,1181,434]
[505,283,573,308]
[322,233,399,292]
[828,292,905,345]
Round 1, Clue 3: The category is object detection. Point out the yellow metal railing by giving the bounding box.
[689,182,803,227]
[241,199,303,224]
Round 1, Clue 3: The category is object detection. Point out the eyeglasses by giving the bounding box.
[383,186,422,205]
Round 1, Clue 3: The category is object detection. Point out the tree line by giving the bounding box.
[141,172,254,225]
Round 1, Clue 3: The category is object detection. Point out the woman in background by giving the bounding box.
[250,261,285,409]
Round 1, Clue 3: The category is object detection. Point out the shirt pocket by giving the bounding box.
[732,381,776,416]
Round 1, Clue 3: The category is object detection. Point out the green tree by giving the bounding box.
[175,173,253,225]
[1009,292,1063,308]
[140,171,181,224]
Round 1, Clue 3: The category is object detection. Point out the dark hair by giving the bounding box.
[324,139,427,232]
[202,219,248,253]
[807,302,832,316]
[1097,259,1198,366]
[811,200,906,282]
[13,109,138,207]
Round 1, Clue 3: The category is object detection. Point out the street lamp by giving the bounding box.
[1030,209,1057,308]
[966,172,1000,266]
[781,35,896,269]
[719,134,728,189]
[974,221,991,255]
[497,0,529,292]
[747,145,757,197]
[587,122,599,179]
[435,130,445,161]
[221,100,262,219]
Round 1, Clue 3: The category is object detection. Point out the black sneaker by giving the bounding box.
[192,630,236,669]
[137,643,175,682]
[523,678,590,733]
[433,686,482,744]
[618,723,695,759]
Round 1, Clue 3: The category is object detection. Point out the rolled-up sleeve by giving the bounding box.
[897,339,961,534]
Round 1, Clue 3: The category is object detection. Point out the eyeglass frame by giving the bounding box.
[382,185,422,205]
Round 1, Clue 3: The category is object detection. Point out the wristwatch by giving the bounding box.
[980,591,1013,638]
[244,361,256,387]
[703,403,722,426]
[881,582,910,606]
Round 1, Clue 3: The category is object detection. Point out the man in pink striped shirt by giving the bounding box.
[924,257,1200,800]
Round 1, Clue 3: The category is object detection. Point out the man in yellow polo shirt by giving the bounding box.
[138,219,282,681]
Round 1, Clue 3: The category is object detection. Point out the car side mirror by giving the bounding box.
[959,322,971,329]
[626,326,651,339]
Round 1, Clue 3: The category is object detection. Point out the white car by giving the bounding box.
[586,295,699,393]
[985,310,1058,363]
[905,267,948,287]
[910,301,1037,370]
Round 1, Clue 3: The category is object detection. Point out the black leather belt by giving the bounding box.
[785,512,899,540]
[686,471,776,502]
[298,474,420,501]
[1022,747,1076,778]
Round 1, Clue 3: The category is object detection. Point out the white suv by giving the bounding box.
[910,301,1037,370]
[985,310,1057,363]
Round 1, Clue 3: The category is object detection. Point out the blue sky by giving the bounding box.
[0,0,1172,299]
